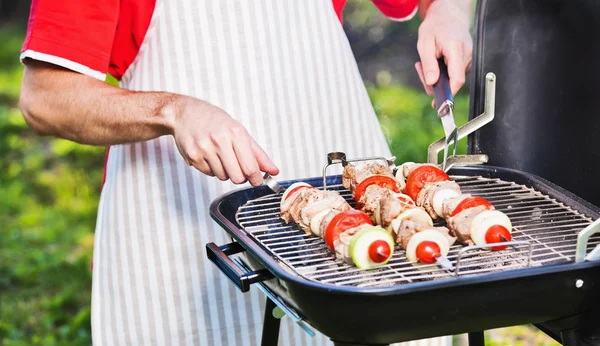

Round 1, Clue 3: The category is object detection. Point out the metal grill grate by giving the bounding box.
[235,175,600,288]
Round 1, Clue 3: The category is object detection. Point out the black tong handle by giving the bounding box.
[432,58,453,114]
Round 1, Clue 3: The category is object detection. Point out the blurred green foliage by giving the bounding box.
[0,4,555,346]
[0,25,104,345]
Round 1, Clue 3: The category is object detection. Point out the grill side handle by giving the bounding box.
[576,218,600,262]
[206,242,274,292]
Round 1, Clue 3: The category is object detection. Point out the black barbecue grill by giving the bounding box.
[207,0,600,345]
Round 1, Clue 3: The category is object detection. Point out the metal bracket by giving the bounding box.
[575,218,600,262]
[454,240,533,276]
[322,152,393,190]
[428,72,497,165]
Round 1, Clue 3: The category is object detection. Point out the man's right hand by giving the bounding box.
[20,59,278,187]
[168,97,279,186]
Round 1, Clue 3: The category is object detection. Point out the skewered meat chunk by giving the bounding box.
[442,194,472,219]
[379,194,413,229]
[447,205,488,245]
[299,191,351,232]
[396,219,455,250]
[357,185,389,223]
[342,162,393,195]
[416,180,461,220]
[334,223,372,264]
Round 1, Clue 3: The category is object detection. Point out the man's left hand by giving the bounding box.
[414,0,473,104]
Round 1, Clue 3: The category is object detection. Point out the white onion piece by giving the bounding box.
[310,209,333,236]
[470,210,512,246]
[432,189,461,218]
[405,230,450,263]
[280,182,312,210]
[390,208,434,234]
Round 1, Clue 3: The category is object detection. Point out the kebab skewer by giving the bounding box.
[342,163,457,269]
[398,163,514,250]
[280,183,395,269]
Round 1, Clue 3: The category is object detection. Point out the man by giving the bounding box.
[19,0,473,345]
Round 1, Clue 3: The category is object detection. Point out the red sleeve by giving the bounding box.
[21,0,120,80]
[332,0,419,23]
[371,0,419,21]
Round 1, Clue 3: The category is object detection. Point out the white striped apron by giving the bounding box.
[90,1,451,345]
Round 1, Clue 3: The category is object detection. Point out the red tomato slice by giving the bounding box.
[450,196,495,217]
[397,195,415,205]
[284,186,313,201]
[354,175,401,203]
[368,240,391,263]
[405,166,450,201]
[324,210,373,250]
[485,225,512,251]
[415,241,441,264]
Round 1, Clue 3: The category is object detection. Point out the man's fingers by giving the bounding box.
[216,141,247,185]
[251,139,279,176]
[232,136,263,187]
[416,30,439,86]
[414,62,434,96]
[445,42,466,96]
[204,150,228,181]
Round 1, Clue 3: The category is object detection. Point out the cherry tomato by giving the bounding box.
[415,241,441,264]
[450,196,495,217]
[405,166,450,201]
[354,175,401,203]
[324,210,373,250]
[368,240,391,263]
[284,186,313,201]
[485,225,512,251]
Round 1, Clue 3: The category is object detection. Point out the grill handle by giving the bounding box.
[575,218,600,262]
[206,242,274,292]
[433,58,454,115]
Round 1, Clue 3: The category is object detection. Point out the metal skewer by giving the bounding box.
[435,255,455,271]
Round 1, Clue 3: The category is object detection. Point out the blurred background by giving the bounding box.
[0,1,558,345]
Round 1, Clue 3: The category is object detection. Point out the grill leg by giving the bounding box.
[468,331,485,346]
[261,297,281,346]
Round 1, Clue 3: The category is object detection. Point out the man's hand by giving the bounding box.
[415,0,473,103]
[168,97,279,186]
[20,59,278,187]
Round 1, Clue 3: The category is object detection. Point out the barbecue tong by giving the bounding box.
[433,58,459,172]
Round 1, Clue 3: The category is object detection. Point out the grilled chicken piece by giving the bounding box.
[342,162,393,194]
[396,219,454,249]
[416,181,461,220]
[357,185,389,222]
[442,194,472,219]
[299,191,351,232]
[334,223,372,264]
[447,205,488,245]
[286,189,322,226]
[379,194,412,228]
[280,190,307,223]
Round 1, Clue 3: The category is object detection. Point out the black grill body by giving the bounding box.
[209,167,600,345]
[468,0,600,207]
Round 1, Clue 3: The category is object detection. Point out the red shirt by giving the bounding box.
[21,0,418,81]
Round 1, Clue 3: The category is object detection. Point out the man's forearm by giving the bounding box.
[20,59,179,146]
